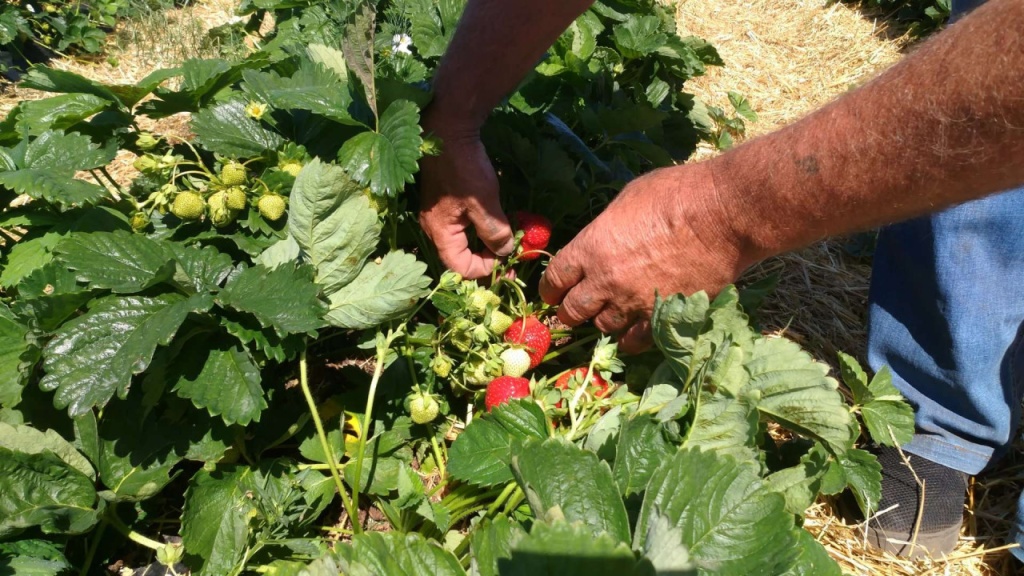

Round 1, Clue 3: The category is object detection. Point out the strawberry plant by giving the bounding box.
[0,0,914,574]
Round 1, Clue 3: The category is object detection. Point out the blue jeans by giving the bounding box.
[867,0,1024,560]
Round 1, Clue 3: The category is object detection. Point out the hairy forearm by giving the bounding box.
[710,0,1024,262]
[429,0,593,133]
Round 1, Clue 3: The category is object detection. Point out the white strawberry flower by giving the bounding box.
[392,33,413,56]
[26,3,36,12]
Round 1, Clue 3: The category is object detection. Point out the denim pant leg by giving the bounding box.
[867,187,1024,558]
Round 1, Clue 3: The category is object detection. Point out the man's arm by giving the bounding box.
[539,0,1024,351]
[419,0,593,278]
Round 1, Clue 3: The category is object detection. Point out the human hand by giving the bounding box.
[418,114,515,279]
[538,162,757,353]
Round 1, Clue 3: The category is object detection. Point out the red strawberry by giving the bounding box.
[554,367,611,408]
[516,211,551,260]
[503,316,551,368]
[485,376,531,411]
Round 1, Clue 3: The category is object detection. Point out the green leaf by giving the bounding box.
[448,399,548,487]
[612,15,668,59]
[337,99,423,197]
[511,438,631,545]
[0,234,62,289]
[0,539,73,576]
[0,423,95,480]
[23,131,116,174]
[40,293,214,417]
[342,1,378,119]
[640,514,697,575]
[743,337,857,452]
[469,517,526,576]
[0,447,99,539]
[219,263,326,336]
[56,231,177,293]
[343,430,413,496]
[0,170,108,208]
[191,99,285,158]
[181,466,257,576]
[241,61,360,126]
[171,336,266,426]
[728,91,758,123]
[0,305,31,407]
[650,288,753,385]
[498,521,645,576]
[17,94,111,136]
[780,529,842,576]
[765,448,830,516]
[333,532,466,576]
[839,353,913,447]
[636,448,798,575]
[612,414,676,496]
[836,448,883,516]
[96,376,231,500]
[287,159,380,292]
[325,250,430,330]
[19,65,171,108]
[681,392,759,462]
[167,242,237,293]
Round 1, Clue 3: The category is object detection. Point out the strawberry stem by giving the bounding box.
[299,347,360,533]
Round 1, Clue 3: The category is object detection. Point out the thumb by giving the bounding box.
[466,191,515,257]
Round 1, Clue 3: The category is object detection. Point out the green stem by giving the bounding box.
[351,339,392,530]
[542,332,602,364]
[105,506,163,551]
[502,486,526,515]
[79,518,109,576]
[428,425,447,480]
[486,482,518,518]
[299,348,360,533]
[99,167,124,196]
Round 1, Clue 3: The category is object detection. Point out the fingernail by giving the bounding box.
[495,238,515,258]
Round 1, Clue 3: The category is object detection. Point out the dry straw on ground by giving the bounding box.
[676,0,1020,573]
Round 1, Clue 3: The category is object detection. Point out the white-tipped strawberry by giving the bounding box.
[501,348,531,377]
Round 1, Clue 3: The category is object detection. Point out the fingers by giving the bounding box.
[593,306,631,334]
[618,319,654,355]
[466,191,515,258]
[556,282,604,327]
[420,209,499,279]
[539,251,584,305]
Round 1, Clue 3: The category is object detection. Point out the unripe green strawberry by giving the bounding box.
[488,311,513,335]
[468,289,501,317]
[136,132,159,151]
[133,154,160,173]
[463,360,492,387]
[438,270,462,290]
[408,393,440,424]
[208,191,237,227]
[364,189,388,214]
[258,194,287,221]
[171,191,205,220]
[450,330,473,353]
[431,354,453,379]
[225,186,248,210]
[280,161,303,177]
[220,161,247,187]
[130,211,150,232]
[472,324,491,344]
[500,348,531,377]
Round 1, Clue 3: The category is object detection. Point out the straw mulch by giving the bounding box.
[677,0,1021,573]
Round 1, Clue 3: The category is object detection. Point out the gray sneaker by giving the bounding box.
[865,447,968,558]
